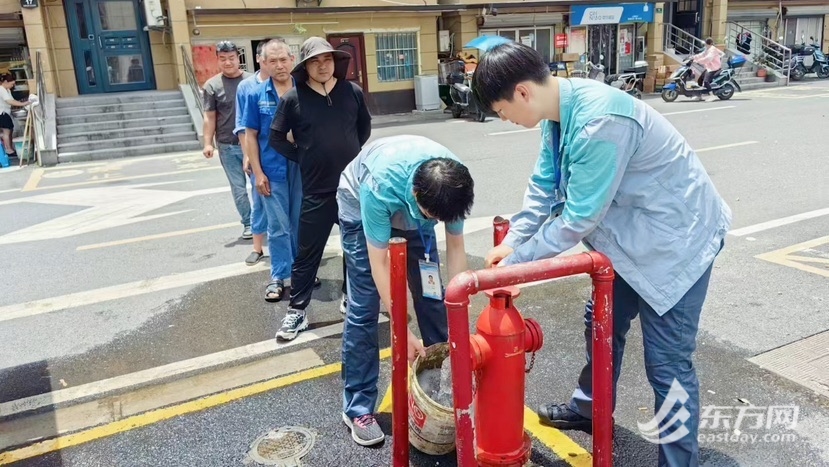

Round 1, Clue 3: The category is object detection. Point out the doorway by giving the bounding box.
[670,0,703,53]
[588,24,617,74]
[326,34,369,93]
[65,0,156,94]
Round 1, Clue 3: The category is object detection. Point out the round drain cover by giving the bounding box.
[247,426,316,466]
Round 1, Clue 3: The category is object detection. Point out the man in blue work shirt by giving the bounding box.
[242,39,303,302]
[336,135,475,446]
[472,42,732,467]
[234,37,275,267]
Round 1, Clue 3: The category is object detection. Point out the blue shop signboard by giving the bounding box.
[570,3,655,26]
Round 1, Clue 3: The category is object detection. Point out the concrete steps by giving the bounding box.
[56,90,200,163]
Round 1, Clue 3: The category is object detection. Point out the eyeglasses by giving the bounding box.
[216,41,239,53]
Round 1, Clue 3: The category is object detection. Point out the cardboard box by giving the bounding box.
[558,52,581,62]
[643,77,655,93]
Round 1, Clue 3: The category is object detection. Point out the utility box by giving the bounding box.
[414,75,441,111]
[439,30,451,52]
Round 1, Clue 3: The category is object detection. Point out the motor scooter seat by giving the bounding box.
[453,83,471,93]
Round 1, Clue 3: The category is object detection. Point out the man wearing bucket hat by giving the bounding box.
[270,37,372,341]
[335,134,474,446]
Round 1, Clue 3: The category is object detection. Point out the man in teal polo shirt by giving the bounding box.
[471,42,732,467]
[336,134,475,446]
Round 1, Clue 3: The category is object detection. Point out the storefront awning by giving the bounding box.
[570,3,655,26]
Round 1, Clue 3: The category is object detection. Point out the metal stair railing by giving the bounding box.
[726,21,791,84]
[663,23,706,58]
[181,45,204,116]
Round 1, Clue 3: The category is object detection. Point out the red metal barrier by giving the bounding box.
[444,218,615,467]
[389,238,409,467]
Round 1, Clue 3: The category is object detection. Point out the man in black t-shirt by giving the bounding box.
[270,37,372,341]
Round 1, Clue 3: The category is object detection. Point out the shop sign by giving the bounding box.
[21,0,38,8]
[555,33,568,48]
[570,3,655,26]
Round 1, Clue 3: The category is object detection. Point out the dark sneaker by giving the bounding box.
[339,294,348,314]
[276,310,308,341]
[342,412,385,446]
[537,403,592,430]
[241,226,253,240]
[245,250,263,266]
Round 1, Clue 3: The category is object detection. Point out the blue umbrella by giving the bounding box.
[464,35,512,52]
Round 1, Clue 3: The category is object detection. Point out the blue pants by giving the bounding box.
[259,161,302,282]
[249,173,266,236]
[218,144,250,228]
[568,263,715,467]
[340,219,449,419]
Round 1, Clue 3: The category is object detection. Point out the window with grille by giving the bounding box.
[237,46,248,71]
[375,32,419,82]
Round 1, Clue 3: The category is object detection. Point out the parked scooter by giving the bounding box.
[788,35,829,80]
[661,56,745,102]
[605,60,648,99]
[445,63,486,122]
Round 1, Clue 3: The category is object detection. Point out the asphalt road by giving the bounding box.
[1,79,828,466]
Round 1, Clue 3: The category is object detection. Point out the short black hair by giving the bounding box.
[413,158,474,224]
[471,42,550,112]
[705,37,714,45]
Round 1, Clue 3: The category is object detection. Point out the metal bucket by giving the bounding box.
[408,342,456,455]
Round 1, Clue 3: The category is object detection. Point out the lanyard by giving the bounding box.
[417,224,432,261]
[551,122,563,200]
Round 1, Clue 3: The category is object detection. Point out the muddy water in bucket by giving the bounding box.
[409,342,457,455]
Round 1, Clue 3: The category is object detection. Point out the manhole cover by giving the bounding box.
[247,426,316,466]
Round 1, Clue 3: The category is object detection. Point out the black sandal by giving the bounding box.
[265,280,285,302]
[314,277,321,288]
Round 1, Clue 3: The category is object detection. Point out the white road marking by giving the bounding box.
[695,141,758,153]
[76,222,239,251]
[0,319,367,418]
[729,207,829,237]
[0,182,228,245]
[0,262,269,323]
[489,127,540,136]
[662,106,735,116]
[0,188,20,194]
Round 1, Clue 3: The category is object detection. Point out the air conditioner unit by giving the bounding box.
[143,0,165,28]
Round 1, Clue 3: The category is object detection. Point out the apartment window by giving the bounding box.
[481,27,553,63]
[237,46,248,71]
[376,32,419,82]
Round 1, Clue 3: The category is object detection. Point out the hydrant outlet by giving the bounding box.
[524,318,544,353]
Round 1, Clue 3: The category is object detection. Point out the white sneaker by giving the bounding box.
[339,294,348,314]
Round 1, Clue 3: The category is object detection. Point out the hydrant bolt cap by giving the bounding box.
[482,285,521,299]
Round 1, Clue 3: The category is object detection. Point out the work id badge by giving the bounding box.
[419,260,443,300]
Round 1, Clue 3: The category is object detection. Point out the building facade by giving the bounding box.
[5,0,828,116]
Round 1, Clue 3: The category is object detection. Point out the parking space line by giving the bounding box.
[661,106,735,116]
[729,208,829,237]
[76,222,239,251]
[21,168,44,191]
[0,350,390,465]
[695,141,757,152]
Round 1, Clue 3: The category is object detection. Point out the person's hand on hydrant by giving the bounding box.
[485,244,514,268]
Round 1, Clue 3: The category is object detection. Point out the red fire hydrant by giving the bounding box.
[388,217,614,467]
[469,286,543,465]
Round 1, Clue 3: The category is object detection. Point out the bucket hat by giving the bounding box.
[291,36,352,83]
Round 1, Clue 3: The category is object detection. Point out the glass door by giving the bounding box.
[66,0,156,94]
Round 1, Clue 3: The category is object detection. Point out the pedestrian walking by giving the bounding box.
[335,134,475,446]
[270,37,372,341]
[472,42,732,467]
[202,41,253,240]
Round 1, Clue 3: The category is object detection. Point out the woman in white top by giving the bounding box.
[0,73,29,158]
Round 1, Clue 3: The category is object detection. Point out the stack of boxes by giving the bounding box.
[643,54,677,94]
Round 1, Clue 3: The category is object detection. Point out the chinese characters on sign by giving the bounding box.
[698,405,799,444]
[555,34,568,48]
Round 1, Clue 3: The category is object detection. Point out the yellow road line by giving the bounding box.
[26,166,220,192]
[76,222,238,251]
[523,406,593,466]
[0,348,591,466]
[0,348,391,464]
[21,167,44,191]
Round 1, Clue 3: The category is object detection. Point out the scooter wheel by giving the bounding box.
[661,88,678,102]
[717,83,735,100]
